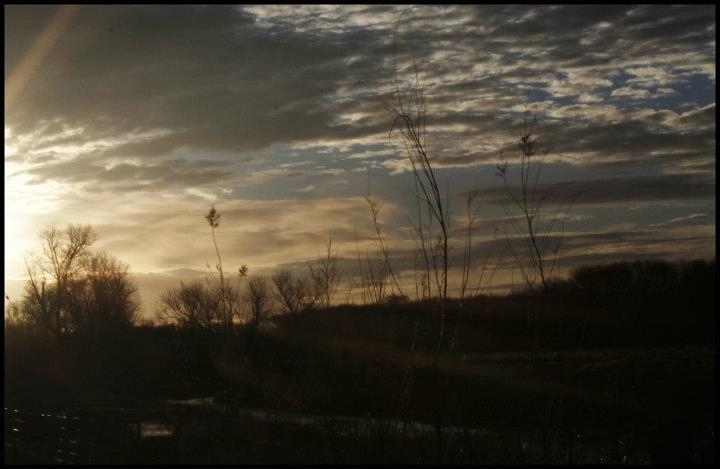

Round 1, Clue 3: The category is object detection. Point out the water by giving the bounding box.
[140,422,174,438]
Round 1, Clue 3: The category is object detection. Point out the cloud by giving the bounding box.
[648,212,708,228]
[297,184,316,193]
[24,156,236,193]
[6,5,375,158]
[474,174,715,206]
[6,5,715,173]
[5,5,715,315]
[610,87,651,100]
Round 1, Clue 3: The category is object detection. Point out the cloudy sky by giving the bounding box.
[5,5,715,317]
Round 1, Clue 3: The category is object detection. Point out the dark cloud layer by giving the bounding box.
[474,173,715,206]
[6,5,383,156]
[6,5,715,170]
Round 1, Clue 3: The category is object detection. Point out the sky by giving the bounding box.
[4,5,716,318]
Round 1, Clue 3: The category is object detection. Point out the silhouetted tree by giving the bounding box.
[15,225,137,336]
[308,233,341,309]
[365,196,405,300]
[42,225,96,335]
[157,280,223,330]
[272,270,318,314]
[495,111,573,293]
[354,220,389,304]
[244,276,272,327]
[71,251,138,333]
[4,296,24,329]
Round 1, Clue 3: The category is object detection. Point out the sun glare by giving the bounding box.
[3,162,66,279]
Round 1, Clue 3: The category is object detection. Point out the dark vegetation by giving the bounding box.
[275,258,716,353]
[5,258,715,463]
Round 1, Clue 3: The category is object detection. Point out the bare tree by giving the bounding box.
[233,264,249,323]
[308,233,342,309]
[156,208,247,331]
[21,255,54,334]
[157,280,222,330]
[15,225,137,336]
[5,296,25,330]
[495,111,573,293]
[365,197,405,300]
[71,251,138,332]
[272,270,318,314]
[40,224,96,336]
[244,276,272,327]
[354,220,388,305]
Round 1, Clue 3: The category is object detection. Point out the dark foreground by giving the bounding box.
[5,261,716,463]
[5,344,715,464]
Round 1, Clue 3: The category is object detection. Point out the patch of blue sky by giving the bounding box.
[659,74,715,109]
[525,87,552,103]
[607,70,714,111]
